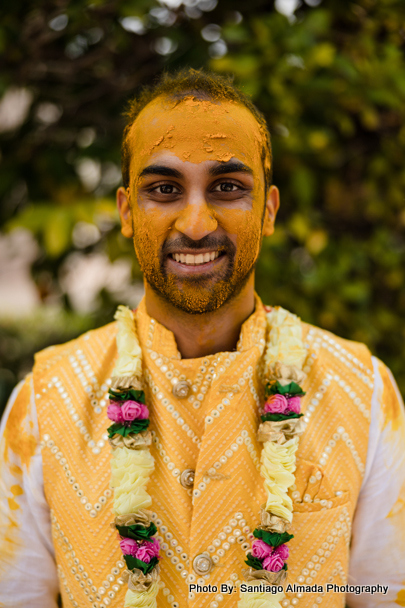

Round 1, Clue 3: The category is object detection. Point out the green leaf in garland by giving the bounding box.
[116,523,157,541]
[265,381,305,398]
[244,553,264,571]
[253,529,294,547]
[107,419,150,439]
[124,555,159,575]
[261,412,303,422]
[109,388,146,404]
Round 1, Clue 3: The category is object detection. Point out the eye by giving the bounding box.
[154,184,180,194]
[213,182,240,192]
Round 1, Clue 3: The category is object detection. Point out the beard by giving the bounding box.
[135,233,257,314]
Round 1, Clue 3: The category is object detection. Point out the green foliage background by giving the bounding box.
[1,0,405,414]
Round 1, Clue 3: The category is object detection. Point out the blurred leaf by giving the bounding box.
[44,209,72,257]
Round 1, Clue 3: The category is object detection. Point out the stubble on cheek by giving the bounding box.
[131,205,165,279]
[218,205,263,279]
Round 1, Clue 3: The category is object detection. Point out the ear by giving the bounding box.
[116,186,133,238]
[262,185,280,237]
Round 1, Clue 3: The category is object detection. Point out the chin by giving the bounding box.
[148,269,255,315]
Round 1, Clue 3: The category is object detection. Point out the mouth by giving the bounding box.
[166,249,227,274]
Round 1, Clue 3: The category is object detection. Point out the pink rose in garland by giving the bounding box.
[274,543,289,561]
[251,539,273,559]
[135,538,160,563]
[107,403,124,423]
[121,400,149,422]
[286,396,301,414]
[119,537,138,557]
[263,394,288,414]
[262,551,285,572]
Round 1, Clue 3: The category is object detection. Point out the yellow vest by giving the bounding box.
[33,297,373,608]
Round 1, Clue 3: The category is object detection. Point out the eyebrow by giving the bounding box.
[139,165,183,179]
[209,161,253,176]
[138,161,253,180]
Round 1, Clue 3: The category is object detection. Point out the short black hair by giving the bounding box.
[121,68,272,191]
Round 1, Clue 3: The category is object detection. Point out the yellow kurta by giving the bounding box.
[3,295,399,608]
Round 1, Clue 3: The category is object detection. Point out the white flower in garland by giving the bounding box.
[108,306,160,608]
[113,306,143,378]
[264,308,307,370]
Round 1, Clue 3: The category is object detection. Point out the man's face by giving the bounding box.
[119,95,278,314]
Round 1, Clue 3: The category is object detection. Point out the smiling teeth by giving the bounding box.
[172,251,220,265]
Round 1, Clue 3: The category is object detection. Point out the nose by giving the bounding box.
[174,195,218,241]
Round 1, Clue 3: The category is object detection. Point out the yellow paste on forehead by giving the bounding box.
[127,96,268,183]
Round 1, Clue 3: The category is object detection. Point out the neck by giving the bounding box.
[144,276,256,359]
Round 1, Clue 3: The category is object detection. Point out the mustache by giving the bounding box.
[161,235,236,257]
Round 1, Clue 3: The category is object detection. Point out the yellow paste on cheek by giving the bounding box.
[126,97,269,311]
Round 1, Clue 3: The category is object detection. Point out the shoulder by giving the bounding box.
[33,321,118,377]
[299,321,374,387]
[32,322,119,424]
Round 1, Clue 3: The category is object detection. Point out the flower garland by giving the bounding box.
[238,307,307,608]
[107,305,307,608]
[108,306,160,608]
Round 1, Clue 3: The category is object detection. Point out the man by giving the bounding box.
[1,69,404,608]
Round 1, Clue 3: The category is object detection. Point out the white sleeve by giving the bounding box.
[0,375,59,608]
[347,356,405,607]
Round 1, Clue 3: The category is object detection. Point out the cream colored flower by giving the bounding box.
[124,582,159,607]
[263,491,293,521]
[238,589,284,608]
[114,489,153,516]
[261,437,299,475]
[260,437,298,521]
[265,307,307,370]
[111,447,154,515]
[112,305,143,378]
[110,447,154,486]
[113,476,151,497]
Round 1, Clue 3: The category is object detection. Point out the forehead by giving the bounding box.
[127,96,265,176]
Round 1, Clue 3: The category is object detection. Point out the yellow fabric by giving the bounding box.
[31,295,376,608]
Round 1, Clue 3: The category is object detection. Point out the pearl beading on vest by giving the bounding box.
[205,511,252,568]
[51,511,125,608]
[145,370,202,447]
[278,507,350,607]
[318,426,365,475]
[205,366,257,424]
[306,330,373,388]
[331,373,371,421]
[70,350,112,411]
[149,430,187,489]
[192,431,261,502]
[148,342,248,412]
[147,513,187,608]
[41,434,112,517]
[149,347,208,410]
[46,373,110,452]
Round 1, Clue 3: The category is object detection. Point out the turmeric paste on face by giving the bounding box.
[125,96,271,313]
